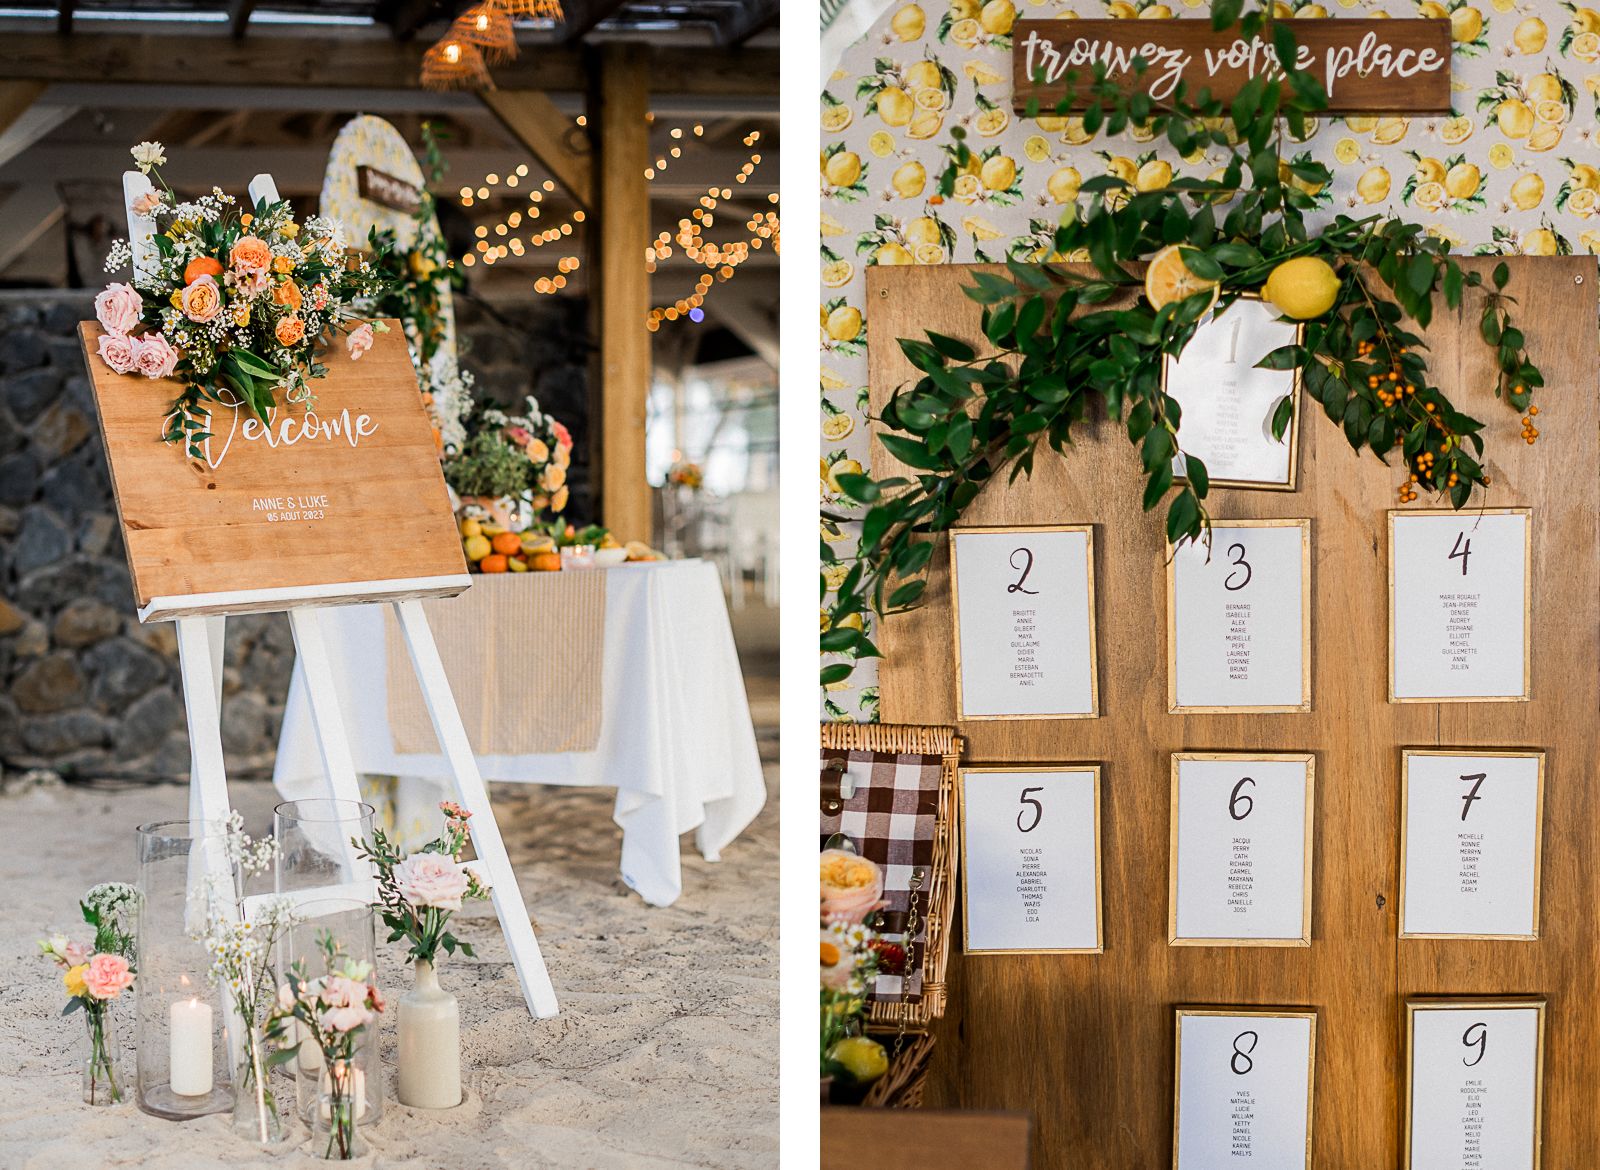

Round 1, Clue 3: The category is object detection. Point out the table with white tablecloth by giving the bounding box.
[273,559,765,907]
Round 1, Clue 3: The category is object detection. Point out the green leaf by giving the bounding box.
[833,473,879,503]
[1185,454,1209,497]
[820,663,853,686]
[1271,394,1294,441]
[1493,261,1510,290]
[1165,489,1199,542]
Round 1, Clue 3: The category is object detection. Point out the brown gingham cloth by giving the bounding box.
[820,747,940,1005]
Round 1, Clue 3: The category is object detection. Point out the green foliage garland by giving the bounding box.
[820,7,1544,689]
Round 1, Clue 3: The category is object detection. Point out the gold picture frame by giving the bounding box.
[1168,752,1316,948]
[950,524,1100,721]
[1387,507,1533,704]
[1165,517,1312,714]
[1162,294,1306,492]
[1172,1006,1318,1170]
[1403,997,1546,1170]
[1398,748,1546,941]
[957,765,1104,955]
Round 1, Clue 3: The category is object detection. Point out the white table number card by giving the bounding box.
[960,767,1102,954]
[1390,509,1531,703]
[951,525,1098,719]
[1170,753,1314,946]
[1168,519,1310,713]
[1174,1008,1316,1169]
[1166,297,1303,489]
[1405,999,1545,1170]
[1400,750,1544,940]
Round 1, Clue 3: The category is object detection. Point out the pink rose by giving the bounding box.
[345,322,374,360]
[96,331,137,375]
[83,953,134,1001]
[552,421,572,449]
[131,191,162,217]
[180,274,222,323]
[820,848,886,925]
[94,282,143,334]
[393,852,472,911]
[133,332,179,379]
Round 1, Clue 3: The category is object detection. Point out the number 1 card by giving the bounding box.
[1389,509,1531,703]
[959,767,1102,954]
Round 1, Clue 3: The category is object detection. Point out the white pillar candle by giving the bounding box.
[169,997,214,1097]
[294,1018,325,1073]
[319,1063,368,1120]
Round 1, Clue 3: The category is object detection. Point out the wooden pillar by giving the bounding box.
[588,43,653,543]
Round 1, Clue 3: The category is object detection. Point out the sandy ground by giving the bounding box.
[0,766,777,1169]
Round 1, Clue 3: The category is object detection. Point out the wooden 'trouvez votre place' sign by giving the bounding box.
[1013,18,1452,115]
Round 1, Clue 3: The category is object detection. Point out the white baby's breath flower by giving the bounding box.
[130,141,166,173]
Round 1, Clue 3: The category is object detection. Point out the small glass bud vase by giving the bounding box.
[397,959,461,1109]
[313,1060,368,1160]
[231,1020,291,1145]
[82,1004,125,1106]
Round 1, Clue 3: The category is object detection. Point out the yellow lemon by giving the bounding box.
[1488,143,1514,169]
[459,517,483,538]
[980,155,1017,190]
[868,131,896,157]
[1104,155,1138,183]
[1526,73,1564,104]
[1513,16,1547,52]
[1576,32,1600,60]
[877,86,914,126]
[906,59,943,90]
[949,16,981,43]
[1508,172,1544,209]
[914,243,947,264]
[1356,165,1392,203]
[463,534,492,561]
[891,3,927,39]
[821,258,855,287]
[952,173,983,202]
[950,0,980,17]
[1496,98,1533,138]
[1371,117,1410,145]
[1438,116,1474,145]
[1135,159,1172,191]
[820,364,849,389]
[1413,180,1448,211]
[1263,256,1341,319]
[963,214,1003,240]
[1522,228,1559,255]
[823,562,851,590]
[1062,117,1096,144]
[1568,186,1598,216]
[1533,99,1568,126]
[904,217,943,246]
[907,109,944,139]
[822,104,852,133]
[1106,0,1138,15]
[824,151,862,187]
[1489,0,1514,10]
[875,241,915,266]
[1139,3,1173,16]
[821,212,847,238]
[1580,229,1600,254]
[1271,0,1292,14]
[1034,115,1067,132]
[826,459,864,493]
[1414,156,1446,184]
[1526,122,1563,151]
[966,59,1006,85]
[1345,115,1377,133]
[1024,134,1052,162]
[829,1036,889,1084]
[1417,0,1446,15]
[1575,6,1600,31]
[1047,166,1082,202]
[980,0,1016,32]
[1571,163,1600,190]
[1449,5,1482,41]
[1129,118,1160,143]
[891,160,927,197]
[1334,136,1362,164]
[914,88,948,114]
[1443,161,1481,198]
[821,520,848,543]
[1299,3,1328,14]
[1144,244,1219,310]
[1199,166,1238,203]
[825,306,863,341]
[975,107,1010,136]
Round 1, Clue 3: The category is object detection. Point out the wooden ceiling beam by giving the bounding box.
[229,0,258,39]
[0,81,45,142]
[477,90,593,208]
[560,0,632,44]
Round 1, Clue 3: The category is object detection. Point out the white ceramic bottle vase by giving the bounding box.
[396,960,462,1109]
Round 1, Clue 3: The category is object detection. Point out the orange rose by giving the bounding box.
[180,275,222,323]
[274,315,305,346]
[271,255,294,275]
[271,279,302,312]
[183,256,224,284]
[230,235,273,274]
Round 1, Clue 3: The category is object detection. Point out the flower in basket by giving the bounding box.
[39,882,143,1105]
[357,801,490,966]
[95,140,392,458]
[820,848,886,925]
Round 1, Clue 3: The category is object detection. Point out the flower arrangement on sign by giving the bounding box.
[820,6,1547,690]
[97,141,391,458]
[819,848,899,1101]
[444,395,574,520]
[38,882,141,1106]
[358,802,489,967]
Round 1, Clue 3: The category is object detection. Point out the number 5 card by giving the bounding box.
[959,767,1102,954]
[1167,518,1310,713]
[1389,509,1531,703]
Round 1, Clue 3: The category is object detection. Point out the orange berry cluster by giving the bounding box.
[1521,401,1539,445]
[1359,341,1415,409]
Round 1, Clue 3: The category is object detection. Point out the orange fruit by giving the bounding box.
[532,552,563,572]
[491,532,521,556]
[1144,244,1219,311]
[184,256,224,284]
[480,554,509,573]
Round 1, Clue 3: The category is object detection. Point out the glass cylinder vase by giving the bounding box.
[81,1002,125,1106]
[284,897,383,1133]
[134,820,233,1119]
[273,799,377,906]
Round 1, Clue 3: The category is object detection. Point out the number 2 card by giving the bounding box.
[959,767,1102,954]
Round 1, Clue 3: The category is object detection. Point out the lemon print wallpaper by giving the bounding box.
[820,0,1599,720]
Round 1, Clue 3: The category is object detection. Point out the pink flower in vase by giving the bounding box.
[393,852,472,911]
[132,332,179,379]
[94,282,143,335]
[96,331,138,375]
[503,425,532,447]
[82,953,134,1000]
[552,420,572,449]
[345,322,374,360]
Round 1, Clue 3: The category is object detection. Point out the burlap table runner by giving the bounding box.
[383,570,606,755]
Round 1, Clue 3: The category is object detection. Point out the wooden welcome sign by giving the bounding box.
[79,318,468,621]
[1013,18,1451,115]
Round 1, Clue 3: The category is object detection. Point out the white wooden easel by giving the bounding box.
[124,170,559,1019]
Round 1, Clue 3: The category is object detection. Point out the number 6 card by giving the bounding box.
[1167,518,1310,713]
[959,767,1102,954]
[1389,509,1531,703]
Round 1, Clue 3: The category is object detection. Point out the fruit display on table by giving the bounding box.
[457,517,662,573]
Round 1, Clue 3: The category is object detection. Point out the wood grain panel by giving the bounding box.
[80,317,467,612]
[864,257,1597,1169]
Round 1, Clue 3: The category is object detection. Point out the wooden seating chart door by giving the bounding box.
[865,257,1599,1167]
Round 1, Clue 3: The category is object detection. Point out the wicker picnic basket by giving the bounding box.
[821,721,961,1108]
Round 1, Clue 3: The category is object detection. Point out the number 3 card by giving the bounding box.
[1400,750,1544,940]
[959,767,1102,954]
[1389,509,1531,703]
[951,525,1098,719]
[1168,518,1310,713]
[1174,1008,1317,1169]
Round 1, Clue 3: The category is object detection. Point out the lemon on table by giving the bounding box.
[463,534,492,562]
[825,306,863,342]
[979,155,1016,190]
[1263,256,1341,320]
[1144,244,1218,311]
[1333,136,1361,164]
[877,86,914,127]
[828,1036,889,1084]
[1488,143,1514,169]
[1046,166,1082,203]
[1413,156,1446,184]
[868,131,896,158]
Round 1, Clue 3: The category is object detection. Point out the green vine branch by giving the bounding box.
[821,6,1543,689]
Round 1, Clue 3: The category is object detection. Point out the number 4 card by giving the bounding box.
[1174,1008,1317,1169]
[1167,518,1310,713]
[1389,509,1531,703]
[1400,750,1544,940]
[959,767,1102,954]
